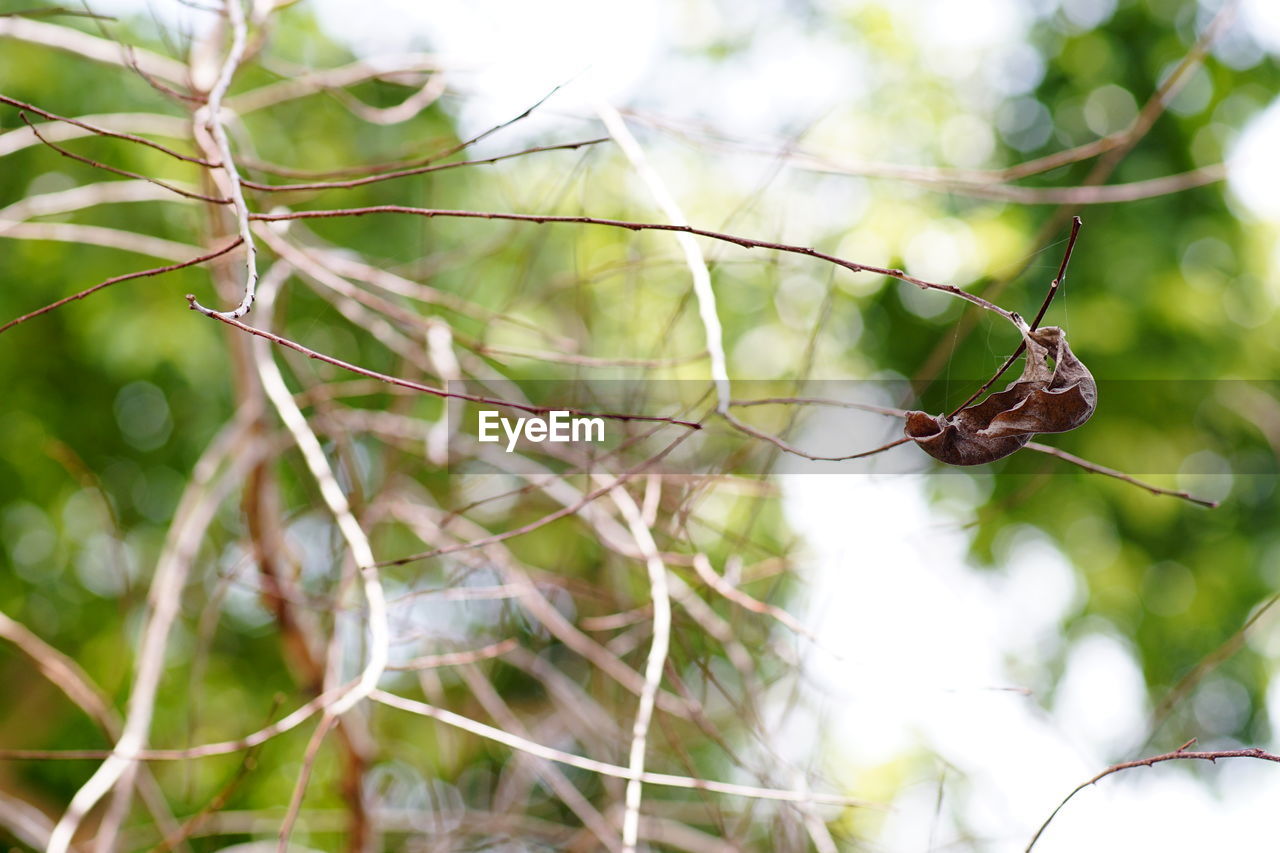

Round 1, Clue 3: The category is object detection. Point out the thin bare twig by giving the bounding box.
[0,95,215,166]
[0,112,190,162]
[0,220,199,259]
[277,714,337,853]
[0,179,185,221]
[388,639,519,672]
[1024,442,1219,508]
[0,239,242,335]
[689,553,830,652]
[375,428,699,568]
[1026,742,1280,851]
[371,690,875,808]
[185,301,704,429]
[240,137,608,193]
[949,216,1083,416]
[188,0,258,319]
[597,102,731,413]
[457,665,622,852]
[723,409,911,462]
[0,683,355,762]
[0,15,187,82]
[910,1,1237,396]
[0,611,184,845]
[233,80,559,177]
[19,113,229,204]
[1144,592,1280,747]
[327,68,445,125]
[1,7,116,20]
[606,483,674,853]
[45,418,254,853]
[247,205,1024,329]
[226,54,440,116]
[250,266,388,721]
[146,737,265,853]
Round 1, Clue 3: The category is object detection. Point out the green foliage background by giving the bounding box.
[1,0,1279,850]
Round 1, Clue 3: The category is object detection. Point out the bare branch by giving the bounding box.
[185,302,704,429]
[227,54,441,114]
[277,715,337,853]
[188,0,259,319]
[0,15,188,82]
[723,409,912,462]
[689,554,831,653]
[0,96,213,165]
[0,179,185,220]
[247,206,1025,328]
[597,102,731,413]
[250,266,388,720]
[388,639,519,672]
[0,221,198,259]
[46,417,256,853]
[239,137,608,192]
[605,482,674,853]
[0,239,241,335]
[20,113,229,203]
[1024,442,1219,508]
[372,690,876,808]
[0,113,189,166]
[949,216,1084,416]
[1027,743,1279,851]
[328,69,446,125]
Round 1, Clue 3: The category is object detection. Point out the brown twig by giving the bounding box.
[726,397,1219,508]
[124,45,206,105]
[0,95,217,166]
[240,138,608,193]
[246,206,1023,328]
[689,554,826,649]
[0,239,243,335]
[948,216,1083,416]
[146,732,269,853]
[1024,442,1219,508]
[20,113,227,203]
[277,715,337,853]
[1026,742,1280,851]
[185,298,704,430]
[722,410,911,462]
[730,396,911,418]
[236,83,563,178]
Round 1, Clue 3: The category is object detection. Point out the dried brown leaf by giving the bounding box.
[905,326,1097,466]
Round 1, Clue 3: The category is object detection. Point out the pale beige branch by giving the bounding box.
[46,415,256,853]
[459,665,623,852]
[0,16,187,83]
[373,690,874,808]
[0,221,198,259]
[0,114,189,159]
[227,54,442,114]
[602,481,674,853]
[0,791,51,851]
[0,180,191,221]
[331,70,447,125]
[251,265,389,719]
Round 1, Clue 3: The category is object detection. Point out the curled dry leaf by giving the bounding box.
[905,326,1097,466]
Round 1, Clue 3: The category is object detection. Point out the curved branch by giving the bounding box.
[1027,743,1280,851]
